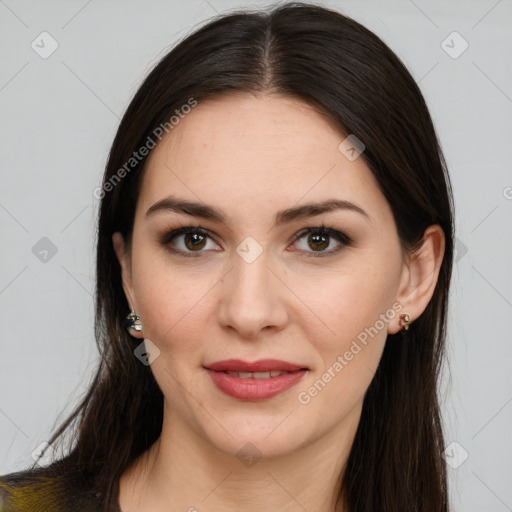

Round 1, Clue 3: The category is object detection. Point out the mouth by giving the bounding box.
[215,370,294,379]
[204,358,308,373]
[203,359,309,401]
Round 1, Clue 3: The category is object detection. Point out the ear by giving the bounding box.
[388,224,445,334]
[112,232,144,339]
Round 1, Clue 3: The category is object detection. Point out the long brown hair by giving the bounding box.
[24,2,454,510]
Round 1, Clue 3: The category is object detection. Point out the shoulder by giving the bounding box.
[0,465,65,512]
[0,462,104,512]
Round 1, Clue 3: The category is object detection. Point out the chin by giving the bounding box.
[196,412,311,461]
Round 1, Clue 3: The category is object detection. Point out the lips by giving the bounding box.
[205,359,307,373]
[222,370,290,379]
[204,359,308,401]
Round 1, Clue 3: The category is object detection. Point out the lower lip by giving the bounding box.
[205,369,307,401]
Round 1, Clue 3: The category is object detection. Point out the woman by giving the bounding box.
[0,2,454,511]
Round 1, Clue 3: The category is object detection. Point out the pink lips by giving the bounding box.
[206,359,306,373]
[204,359,308,401]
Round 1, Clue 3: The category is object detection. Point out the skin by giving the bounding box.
[113,92,445,512]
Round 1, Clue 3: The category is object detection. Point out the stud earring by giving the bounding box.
[125,310,142,333]
[399,313,411,331]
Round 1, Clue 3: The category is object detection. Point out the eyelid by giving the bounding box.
[160,225,213,245]
[291,225,351,245]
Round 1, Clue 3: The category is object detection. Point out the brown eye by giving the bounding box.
[161,227,221,257]
[307,232,329,251]
[184,232,207,251]
[292,227,351,257]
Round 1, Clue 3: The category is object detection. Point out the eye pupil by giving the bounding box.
[308,233,329,251]
[185,233,206,250]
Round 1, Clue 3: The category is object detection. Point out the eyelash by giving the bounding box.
[159,223,352,259]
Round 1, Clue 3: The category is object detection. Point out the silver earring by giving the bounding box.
[125,310,142,333]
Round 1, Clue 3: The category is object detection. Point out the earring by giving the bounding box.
[125,310,142,333]
[399,313,411,331]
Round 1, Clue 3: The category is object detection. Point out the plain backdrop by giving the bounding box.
[1,1,511,511]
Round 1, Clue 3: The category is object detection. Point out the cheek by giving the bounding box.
[290,257,399,347]
[292,270,393,414]
[288,253,401,402]
[130,249,214,360]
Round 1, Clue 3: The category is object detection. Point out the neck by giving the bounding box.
[119,401,360,512]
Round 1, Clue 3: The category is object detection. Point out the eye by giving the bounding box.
[160,226,221,257]
[160,224,351,258]
[290,226,351,257]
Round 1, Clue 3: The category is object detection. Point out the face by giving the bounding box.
[114,92,409,459]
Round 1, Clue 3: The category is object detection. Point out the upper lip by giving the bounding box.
[205,359,307,372]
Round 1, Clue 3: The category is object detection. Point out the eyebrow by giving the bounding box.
[145,195,370,225]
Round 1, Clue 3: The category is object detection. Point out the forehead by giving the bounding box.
[138,93,390,223]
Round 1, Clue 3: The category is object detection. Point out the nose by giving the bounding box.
[217,250,289,339]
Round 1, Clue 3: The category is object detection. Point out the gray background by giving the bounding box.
[1,1,511,510]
